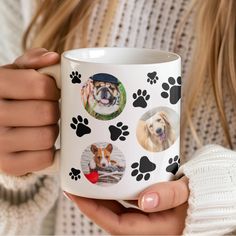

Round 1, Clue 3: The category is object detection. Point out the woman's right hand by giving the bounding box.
[0,48,60,176]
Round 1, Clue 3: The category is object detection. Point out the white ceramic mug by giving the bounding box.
[39,47,181,200]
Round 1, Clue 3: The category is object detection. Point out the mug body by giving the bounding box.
[60,48,181,200]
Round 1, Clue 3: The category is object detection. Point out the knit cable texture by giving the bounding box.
[0,173,40,191]
[0,176,59,235]
[180,145,236,235]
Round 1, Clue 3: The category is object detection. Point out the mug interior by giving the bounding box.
[63,47,179,65]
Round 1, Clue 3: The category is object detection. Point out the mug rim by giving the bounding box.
[62,47,180,65]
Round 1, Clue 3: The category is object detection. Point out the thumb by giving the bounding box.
[14,48,60,69]
[138,176,189,213]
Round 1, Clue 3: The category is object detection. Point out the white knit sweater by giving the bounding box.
[0,0,236,235]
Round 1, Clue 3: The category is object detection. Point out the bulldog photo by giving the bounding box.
[81,73,126,120]
[137,110,177,152]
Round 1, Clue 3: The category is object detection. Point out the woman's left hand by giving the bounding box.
[65,176,189,235]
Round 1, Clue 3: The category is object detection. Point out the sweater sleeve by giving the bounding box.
[0,1,60,235]
[0,0,25,65]
[0,174,59,235]
[178,145,236,236]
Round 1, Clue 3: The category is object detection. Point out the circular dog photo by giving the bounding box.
[136,107,179,152]
[81,73,126,120]
[81,142,126,186]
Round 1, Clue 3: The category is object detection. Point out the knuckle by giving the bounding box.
[0,101,6,124]
[13,56,23,66]
[14,52,33,66]
[38,102,58,124]
[0,68,4,78]
[0,136,8,152]
[38,126,58,149]
[177,178,189,201]
[0,68,6,93]
[14,48,47,66]
[169,186,179,207]
[34,74,50,99]
[169,183,184,207]
[0,157,14,175]
[35,149,54,171]
[42,150,54,167]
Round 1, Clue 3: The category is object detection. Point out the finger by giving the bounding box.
[65,194,176,235]
[14,48,60,69]
[0,125,59,152]
[138,176,189,212]
[0,68,60,100]
[64,195,122,234]
[89,199,142,214]
[0,149,55,176]
[64,194,127,214]
[172,203,188,234]
[89,199,126,214]
[1,64,19,69]
[0,100,59,126]
[65,194,141,215]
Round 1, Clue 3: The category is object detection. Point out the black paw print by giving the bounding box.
[147,71,159,84]
[161,76,181,104]
[69,168,81,181]
[166,155,180,175]
[133,89,150,108]
[70,115,91,137]
[109,122,129,141]
[70,71,81,84]
[131,156,156,181]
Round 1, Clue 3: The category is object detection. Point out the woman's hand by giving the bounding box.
[0,48,60,176]
[65,176,189,235]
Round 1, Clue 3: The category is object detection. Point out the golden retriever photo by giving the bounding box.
[137,110,177,152]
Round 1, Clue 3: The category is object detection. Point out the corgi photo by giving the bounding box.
[90,143,117,169]
[137,108,179,152]
[81,73,126,120]
[81,142,125,186]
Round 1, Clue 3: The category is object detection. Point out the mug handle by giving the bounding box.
[35,64,61,175]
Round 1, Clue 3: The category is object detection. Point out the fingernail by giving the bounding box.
[63,191,72,201]
[141,193,159,210]
[42,51,58,57]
